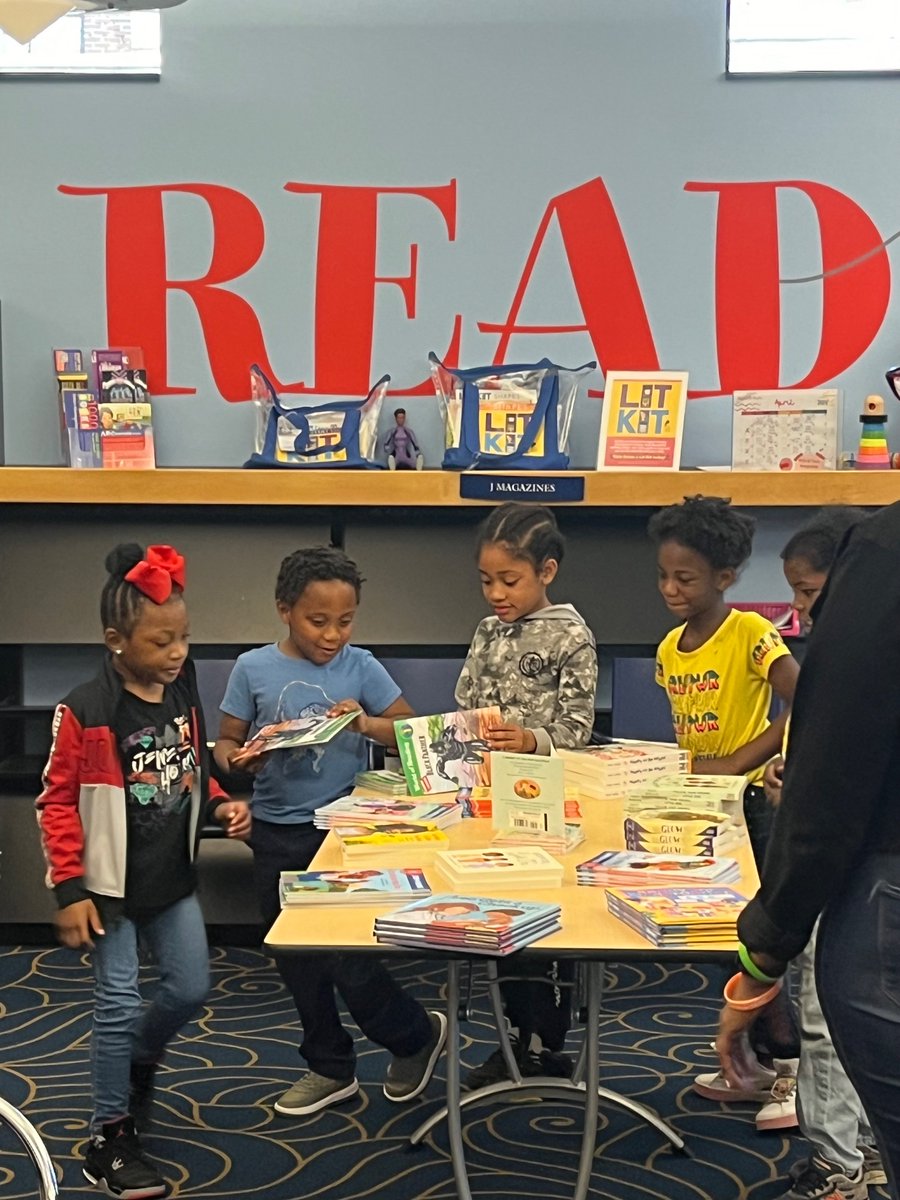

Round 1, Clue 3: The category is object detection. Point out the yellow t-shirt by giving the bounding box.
[655,609,790,784]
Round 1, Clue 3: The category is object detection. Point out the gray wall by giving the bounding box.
[0,0,898,470]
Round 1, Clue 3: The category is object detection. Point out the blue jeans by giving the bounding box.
[796,919,875,1175]
[90,892,210,1132]
[818,854,900,1198]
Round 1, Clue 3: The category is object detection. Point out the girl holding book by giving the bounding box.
[455,503,598,1088]
[648,496,801,1124]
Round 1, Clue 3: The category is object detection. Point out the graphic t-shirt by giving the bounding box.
[221,642,401,823]
[655,609,790,784]
[115,687,196,917]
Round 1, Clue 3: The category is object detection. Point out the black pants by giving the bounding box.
[498,958,574,1052]
[818,855,900,1198]
[251,817,432,1081]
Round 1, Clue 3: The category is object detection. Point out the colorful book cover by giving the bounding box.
[60,390,102,468]
[596,371,689,470]
[333,822,449,848]
[436,846,563,876]
[477,386,543,458]
[98,402,155,469]
[605,885,746,926]
[276,410,347,464]
[576,850,739,885]
[394,707,500,796]
[232,710,359,764]
[490,751,567,839]
[279,867,431,904]
[375,892,560,932]
[314,795,461,828]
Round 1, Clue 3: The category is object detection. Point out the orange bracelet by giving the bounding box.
[723,971,783,1011]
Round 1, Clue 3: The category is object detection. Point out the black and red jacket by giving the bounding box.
[36,654,228,910]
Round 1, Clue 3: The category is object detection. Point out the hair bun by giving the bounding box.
[104,543,145,579]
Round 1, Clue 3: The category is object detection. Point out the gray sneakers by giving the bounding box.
[383,1011,448,1102]
[274,1072,360,1116]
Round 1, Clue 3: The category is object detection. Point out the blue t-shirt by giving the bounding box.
[221,642,401,823]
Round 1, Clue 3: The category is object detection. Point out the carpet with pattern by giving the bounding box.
[0,945,888,1199]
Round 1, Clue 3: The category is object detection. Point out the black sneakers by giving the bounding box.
[82,1115,166,1199]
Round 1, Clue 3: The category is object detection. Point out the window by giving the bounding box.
[0,10,161,78]
[728,0,900,74]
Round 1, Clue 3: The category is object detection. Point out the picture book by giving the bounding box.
[605,885,745,947]
[231,710,360,766]
[313,795,462,830]
[491,822,586,855]
[394,706,500,796]
[490,751,567,840]
[374,892,562,956]
[626,774,748,810]
[476,386,542,458]
[333,822,450,862]
[279,867,431,906]
[434,846,563,891]
[275,409,347,464]
[354,769,409,796]
[91,347,147,400]
[457,784,584,822]
[576,849,740,887]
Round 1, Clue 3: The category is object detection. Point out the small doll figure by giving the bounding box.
[384,407,424,470]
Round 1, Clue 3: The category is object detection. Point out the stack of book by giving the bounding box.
[333,822,450,864]
[434,846,563,891]
[557,742,691,800]
[458,784,584,823]
[354,769,410,796]
[605,885,746,947]
[492,823,585,854]
[314,795,462,831]
[624,773,748,812]
[279,867,432,906]
[623,810,743,855]
[374,894,562,956]
[576,849,740,887]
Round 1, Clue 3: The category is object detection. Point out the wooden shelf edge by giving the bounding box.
[0,467,897,507]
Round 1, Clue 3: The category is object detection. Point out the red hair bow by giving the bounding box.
[125,545,186,604]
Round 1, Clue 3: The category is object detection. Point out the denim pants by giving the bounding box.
[817,854,900,1198]
[251,817,432,1081]
[90,892,210,1132]
[796,918,875,1175]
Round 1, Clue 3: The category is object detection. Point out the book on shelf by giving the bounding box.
[374,892,561,956]
[333,822,450,863]
[313,795,462,830]
[434,846,564,891]
[605,885,746,947]
[394,706,500,797]
[279,867,431,906]
[89,347,155,469]
[576,849,740,888]
[354,768,410,796]
[60,390,102,468]
[231,710,360,766]
[557,741,690,799]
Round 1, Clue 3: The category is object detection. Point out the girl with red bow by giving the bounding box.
[36,543,250,1199]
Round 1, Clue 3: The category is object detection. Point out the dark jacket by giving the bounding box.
[36,655,228,910]
[738,501,900,962]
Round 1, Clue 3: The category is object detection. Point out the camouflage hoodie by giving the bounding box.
[455,603,598,754]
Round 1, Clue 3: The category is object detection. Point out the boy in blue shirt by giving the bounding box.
[215,547,446,1116]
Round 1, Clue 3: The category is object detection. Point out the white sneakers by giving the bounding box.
[693,1053,799,1130]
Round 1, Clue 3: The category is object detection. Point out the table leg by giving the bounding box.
[445,959,474,1200]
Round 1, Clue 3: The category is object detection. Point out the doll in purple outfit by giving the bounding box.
[384,408,424,470]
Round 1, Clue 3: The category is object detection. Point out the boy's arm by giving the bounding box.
[215,713,254,772]
[360,696,414,747]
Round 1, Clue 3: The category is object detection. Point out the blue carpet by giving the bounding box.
[0,946,888,1199]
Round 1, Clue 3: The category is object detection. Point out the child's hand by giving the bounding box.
[487,723,537,754]
[228,746,265,774]
[213,799,252,840]
[55,898,105,949]
[763,756,785,807]
[327,699,366,735]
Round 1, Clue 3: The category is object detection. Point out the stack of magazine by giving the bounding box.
[313,795,462,830]
[374,894,562,956]
[605,885,746,948]
[434,846,563,891]
[354,769,410,796]
[623,775,748,856]
[576,849,740,887]
[333,823,450,864]
[557,742,690,800]
[279,867,432,906]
